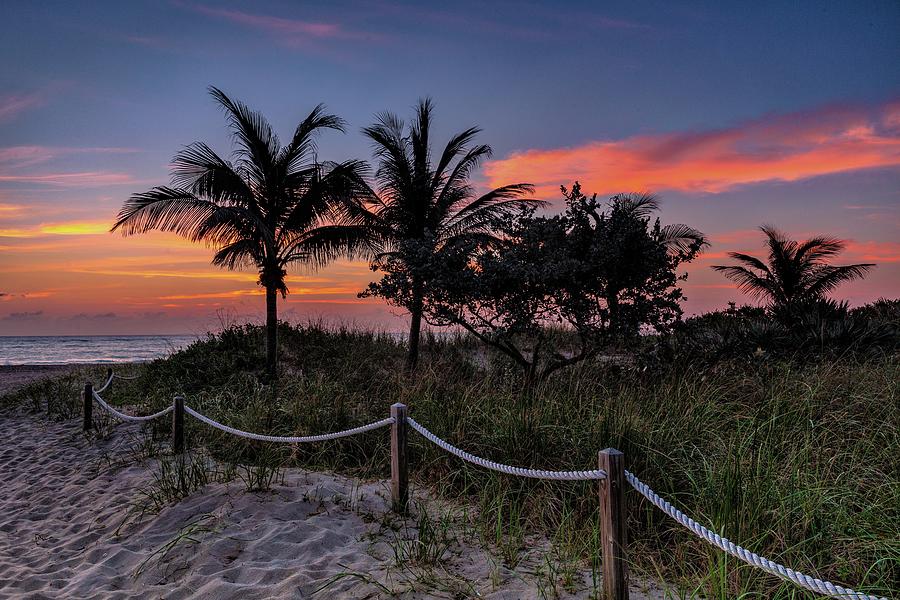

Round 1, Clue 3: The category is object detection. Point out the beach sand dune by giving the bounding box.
[0,366,86,397]
[0,410,666,599]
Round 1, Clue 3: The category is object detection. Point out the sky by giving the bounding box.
[0,0,898,336]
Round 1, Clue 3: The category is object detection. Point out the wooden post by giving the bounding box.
[599,448,628,600]
[82,382,93,432]
[172,396,185,454]
[390,403,408,514]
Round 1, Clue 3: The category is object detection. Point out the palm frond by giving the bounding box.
[208,86,279,188]
[613,193,659,219]
[657,223,707,255]
[794,236,845,264]
[804,263,875,297]
[711,265,775,300]
[112,187,228,239]
[722,252,772,276]
[211,238,263,270]
[278,103,345,174]
[442,187,539,240]
[170,142,255,205]
[410,98,433,183]
[282,223,381,267]
[431,126,480,190]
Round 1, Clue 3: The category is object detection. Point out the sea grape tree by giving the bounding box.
[422,183,707,381]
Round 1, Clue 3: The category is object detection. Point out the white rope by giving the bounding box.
[184,405,394,443]
[406,417,607,481]
[92,391,173,422]
[625,470,887,600]
[114,373,141,380]
[94,371,140,394]
[94,372,115,394]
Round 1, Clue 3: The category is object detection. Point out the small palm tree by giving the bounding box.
[112,86,369,377]
[347,99,537,370]
[712,226,874,311]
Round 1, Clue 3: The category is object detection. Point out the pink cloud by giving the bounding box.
[0,146,140,188]
[845,240,900,264]
[0,146,138,169]
[183,3,384,45]
[0,92,45,122]
[0,172,135,187]
[485,99,900,197]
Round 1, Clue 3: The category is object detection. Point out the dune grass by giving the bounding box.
[4,322,897,598]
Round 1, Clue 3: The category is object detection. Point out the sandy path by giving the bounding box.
[0,410,667,599]
[0,365,88,397]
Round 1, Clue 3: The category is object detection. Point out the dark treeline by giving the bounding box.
[112,87,896,379]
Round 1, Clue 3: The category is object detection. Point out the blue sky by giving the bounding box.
[1,1,898,334]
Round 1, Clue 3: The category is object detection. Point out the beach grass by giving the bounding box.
[4,322,897,599]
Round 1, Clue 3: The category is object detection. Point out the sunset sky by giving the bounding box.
[1,1,898,336]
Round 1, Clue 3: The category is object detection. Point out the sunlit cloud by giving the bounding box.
[71,268,259,282]
[0,91,45,121]
[0,171,136,187]
[0,291,54,301]
[0,221,113,237]
[0,145,138,169]
[38,221,112,235]
[845,240,900,263]
[159,290,261,300]
[485,99,900,197]
[182,2,384,45]
[0,202,25,217]
[0,228,34,238]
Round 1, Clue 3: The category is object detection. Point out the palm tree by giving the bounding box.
[111,86,370,377]
[593,192,707,335]
[346,99,537,370]
[712,226,874,311]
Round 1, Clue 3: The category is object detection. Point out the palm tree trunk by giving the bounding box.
[406,279,424,371]
[265,285,278,378]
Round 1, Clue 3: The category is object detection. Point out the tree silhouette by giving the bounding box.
[712,226,874,314]
[424,183,707,381]
[350,98,537,370]
[112,86,369,377]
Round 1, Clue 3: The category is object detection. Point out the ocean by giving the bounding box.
[0,335,199,365]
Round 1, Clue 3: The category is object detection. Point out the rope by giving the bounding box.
[625,470,887,600]
[94,372,115,394]
[94,371,140,394]
[183,405,394,443]
[91,391,173,422]
[406,417,607,481]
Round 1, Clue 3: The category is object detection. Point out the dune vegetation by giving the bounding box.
[5,315,898,599]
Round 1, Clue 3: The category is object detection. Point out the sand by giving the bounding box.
[0,408,670,599]
[0,365,88,397]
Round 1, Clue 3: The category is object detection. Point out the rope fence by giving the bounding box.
[183,405,394,443]
[80,371,888,600]
[92,391,173,422]
[406,416,607,481]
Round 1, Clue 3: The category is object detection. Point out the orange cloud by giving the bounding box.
[0,221,117,238]
[0,202,25,216]
[485,100,900,197]
[845,240,900,263]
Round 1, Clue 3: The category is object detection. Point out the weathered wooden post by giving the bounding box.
[599,448,628,600]
[172,396,185,454]
[390,403,408,514]
[82,381,93,432]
